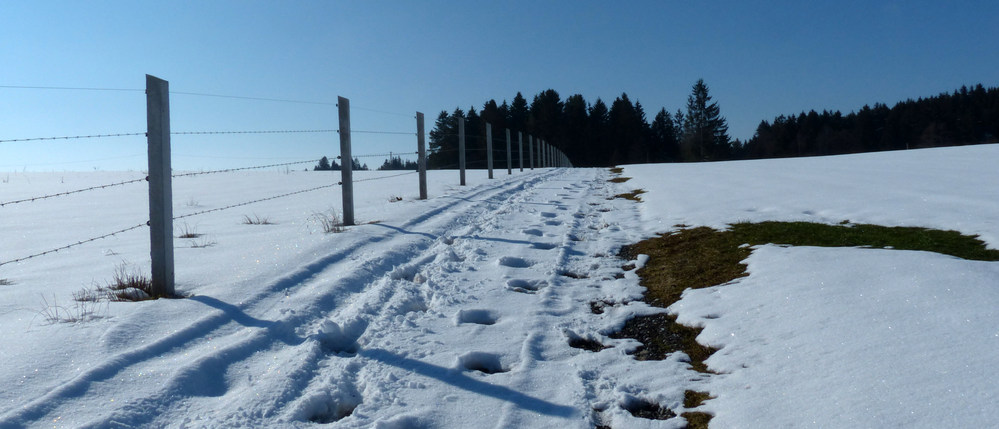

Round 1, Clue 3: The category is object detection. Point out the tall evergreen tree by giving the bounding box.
[651,108,680,162]
[428,108,463,169]
[681,79,730,161]
[563,94,589,167]
[586,98,610,167]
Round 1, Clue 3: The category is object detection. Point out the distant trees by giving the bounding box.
[313,156,368,171]
[377,155,417,170]
[425,81,998,167]
[740,84,999,159]
[313,156,339,171]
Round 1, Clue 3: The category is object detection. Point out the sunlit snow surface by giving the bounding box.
[1,144,997,428]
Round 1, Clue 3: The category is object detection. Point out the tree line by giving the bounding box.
[427,81,998,167]
[741,84,999,158]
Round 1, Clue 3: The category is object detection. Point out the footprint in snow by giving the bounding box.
[544,220,562,226]
[540,212,557,218]
[529,242,558,250]
[498,256,533,268]
[455,351,509,374]
[454,309,499,326]
[522,228,544,237]
[506,279,547,293]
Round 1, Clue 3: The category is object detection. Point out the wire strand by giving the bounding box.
[0,177,148,207]
[173,183,339,221]
[352,151,418,159]
[172,159,321,178]
[172,129,337,136]
[0,85,142,92]
[0,223,147,267]
[172,91,337,106]
[353,171,419,183]
[0,132,145,144]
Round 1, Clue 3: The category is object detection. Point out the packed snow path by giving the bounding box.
[1,168,693,429]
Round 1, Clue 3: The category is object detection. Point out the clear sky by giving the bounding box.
[2,0,997,171]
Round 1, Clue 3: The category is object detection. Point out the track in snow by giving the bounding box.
[2,168,693,429]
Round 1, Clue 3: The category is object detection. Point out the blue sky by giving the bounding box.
[2,1,997,171]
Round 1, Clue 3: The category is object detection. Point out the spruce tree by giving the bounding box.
[681,79,730,161]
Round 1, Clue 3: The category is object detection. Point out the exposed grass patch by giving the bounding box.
[608,176,631,183]
[681,390,714,429]
[613,189,646,202]
[615,221,999,427]
[609,167,624,174]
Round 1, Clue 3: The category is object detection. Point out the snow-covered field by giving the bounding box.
[1,144,997,428]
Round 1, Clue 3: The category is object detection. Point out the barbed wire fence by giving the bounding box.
[0,74,571,294]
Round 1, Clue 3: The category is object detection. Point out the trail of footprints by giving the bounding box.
[301,174,676,425]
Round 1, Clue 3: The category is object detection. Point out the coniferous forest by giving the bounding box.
[428,81,999,168]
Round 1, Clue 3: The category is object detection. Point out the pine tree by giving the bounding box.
[586,98,610,166]
[651,108,680,162]
[314,156,331,171]
[681,79,730,161]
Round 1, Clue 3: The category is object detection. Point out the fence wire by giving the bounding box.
[172,159,321,178]
[172,129,337,136]
[353,151,418,159]
[173,183,340,221]
[353,171,419,183]
[0,223,148,267]
[172,91,337,106]
[0,132,145,144]
[0,176,148,207]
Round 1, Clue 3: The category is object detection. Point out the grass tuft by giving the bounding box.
[0,278,12,286]
[609,167,624,174]
[75,264,172,302]
[609,176,632,183]
[39,294,107,324]
[242,214,274,225]
[177,222,202,238]
[312,209,345,233]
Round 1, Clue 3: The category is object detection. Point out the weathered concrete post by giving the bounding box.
[486,122,494,179]
[338,96,355,226]
[505,128,512,175]
[458,117,466,186]
[518,131,524,172]
[529,135,534,170]
[542,140,547,168]
[146,74,175,297]
[417,112,427,199]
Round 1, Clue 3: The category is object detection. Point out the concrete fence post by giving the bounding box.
[518,132,524,172]
[146,74,175,297]
[486,122,493,179]
[417,112,427,199]
[529,135,534,170]
[505,128,512,175]
[338,96,355,226]
[458,117,466,186]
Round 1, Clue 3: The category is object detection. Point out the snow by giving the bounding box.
[1,144,998,428]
